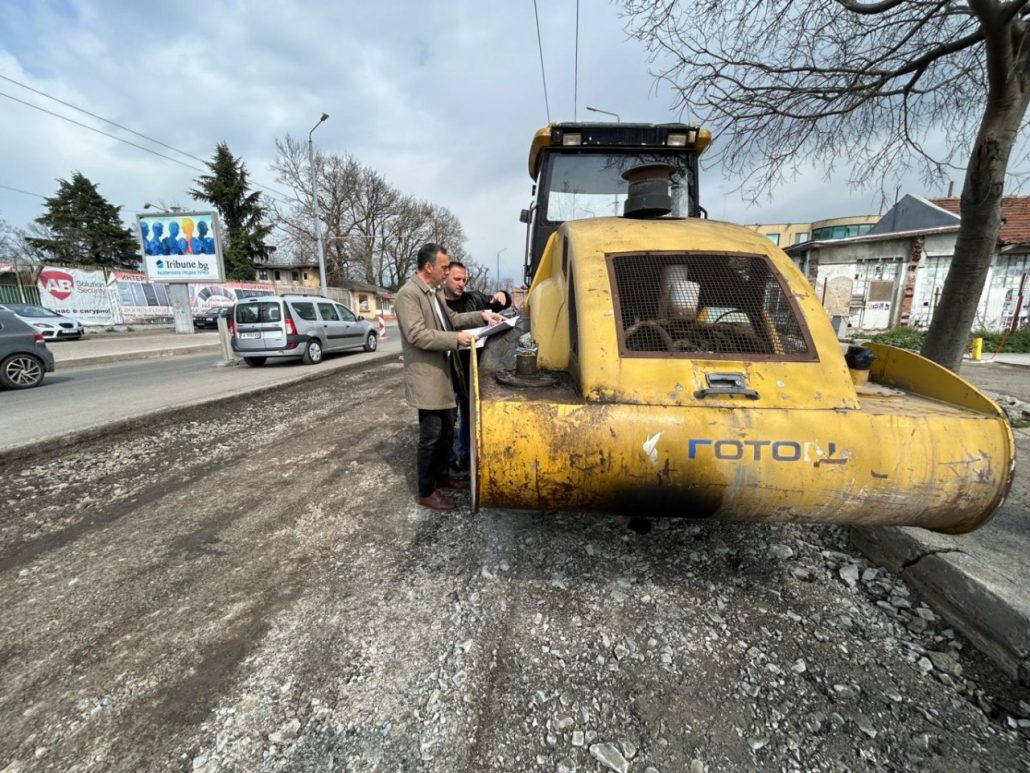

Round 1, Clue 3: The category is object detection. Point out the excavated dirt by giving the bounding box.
[1,359,1028,772]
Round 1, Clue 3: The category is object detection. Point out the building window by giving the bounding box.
[258,271,268,280]
[303,272,309,281]
[765,233,780,246]
[274,270,281,281]
[794,232,809,244]
[292,270,300,281]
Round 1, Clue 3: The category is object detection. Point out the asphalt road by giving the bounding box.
[0,338,401,454]
[1,361,1028,772]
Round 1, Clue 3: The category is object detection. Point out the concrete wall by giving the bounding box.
[806,232,1030,331]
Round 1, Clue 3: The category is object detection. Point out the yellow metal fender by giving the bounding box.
[472,378,1013,533]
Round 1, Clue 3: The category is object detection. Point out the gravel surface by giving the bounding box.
[1,358,1028,772]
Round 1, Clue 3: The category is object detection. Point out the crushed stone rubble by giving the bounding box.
[1,366,1028,771]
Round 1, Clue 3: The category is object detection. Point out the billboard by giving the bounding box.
[107,270,173,323]
[189,281,276,311]
[37,266,116,325]
[137,211,225,283]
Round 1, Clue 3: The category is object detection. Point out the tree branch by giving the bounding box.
[837,0,908,14]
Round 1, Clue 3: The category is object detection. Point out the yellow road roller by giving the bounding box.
[470,122,1014,533]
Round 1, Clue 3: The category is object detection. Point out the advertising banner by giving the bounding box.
[37,266,116,325]
[189,281,276,311]
[107,270,173,323]
[137,211,225,283]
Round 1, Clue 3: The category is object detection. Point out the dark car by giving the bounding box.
[0,309,55,389]
[193,306,233,329]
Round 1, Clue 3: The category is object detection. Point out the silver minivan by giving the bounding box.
[231,294,378,367]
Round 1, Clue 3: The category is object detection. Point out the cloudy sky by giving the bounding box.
[0,1,949,280]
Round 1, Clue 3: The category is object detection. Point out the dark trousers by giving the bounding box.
[417,408,456,497]
[451,389,471,465]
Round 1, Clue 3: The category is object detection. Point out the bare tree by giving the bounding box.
[269,136,471,291]
[270,134,366,284]
[463,260,490,291]
[624,0,1030,371]
[348,166,401,284]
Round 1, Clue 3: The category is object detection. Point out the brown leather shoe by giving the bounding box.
[416,491,456,511]
[435,475,470,491]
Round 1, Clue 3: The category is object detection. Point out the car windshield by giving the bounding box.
[544,151,696,223]
[6,304,55,318]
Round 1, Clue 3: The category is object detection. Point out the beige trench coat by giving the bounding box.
[395,275,484,410]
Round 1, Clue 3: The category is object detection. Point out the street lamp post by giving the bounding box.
[496,248,507,288]
[586,105,621,122]
[308,112,330,295]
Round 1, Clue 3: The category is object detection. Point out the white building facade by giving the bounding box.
[787,195,1030,332]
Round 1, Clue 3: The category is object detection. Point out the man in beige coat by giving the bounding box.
[396,243,503,511]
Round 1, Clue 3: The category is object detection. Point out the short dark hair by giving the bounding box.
[417,243,446,270]
[447,260,466,272]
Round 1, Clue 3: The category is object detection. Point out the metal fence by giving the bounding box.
[0,284,40,305]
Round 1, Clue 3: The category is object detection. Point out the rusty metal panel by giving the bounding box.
[867,280,894,303]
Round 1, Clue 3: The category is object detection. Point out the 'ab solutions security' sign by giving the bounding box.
[137,210,226,283]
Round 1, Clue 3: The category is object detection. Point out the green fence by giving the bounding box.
[0,284,40,304]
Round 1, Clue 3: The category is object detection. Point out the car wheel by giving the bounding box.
[0,354,45,389]
[244,357,267,367]
[302,339,323,365]
[364,331,378,352]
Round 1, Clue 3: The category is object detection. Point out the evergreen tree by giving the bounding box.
[190,143,272,280]
[27,172,139,268]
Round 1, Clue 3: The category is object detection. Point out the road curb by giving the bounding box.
[54,344,221,369]
[851,526,1030,684]
[0,348,402,466]
[966,359,1030,371]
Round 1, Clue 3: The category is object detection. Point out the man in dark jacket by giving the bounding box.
[442,260,512,316]
[442,259,513,474]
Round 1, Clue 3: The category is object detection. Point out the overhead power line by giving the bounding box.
[533,0,551,123]
[0,89,208,172]
[574,0,579,122]
[0,76,292,204]
[0,73,212,167]
[0,182,47,200]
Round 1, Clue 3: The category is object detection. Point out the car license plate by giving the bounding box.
[240,332,260,339]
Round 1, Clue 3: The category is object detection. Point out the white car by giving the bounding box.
[0,304,84,340]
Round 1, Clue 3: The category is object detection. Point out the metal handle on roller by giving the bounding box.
[694,372,760,400]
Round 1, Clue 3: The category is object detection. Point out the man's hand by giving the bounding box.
[491,291,507,305]
[481,311,503,325]
[457,330,472,347]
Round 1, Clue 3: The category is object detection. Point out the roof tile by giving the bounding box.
[930,196,1030,245]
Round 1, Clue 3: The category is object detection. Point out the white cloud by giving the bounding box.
[0,1,952,281]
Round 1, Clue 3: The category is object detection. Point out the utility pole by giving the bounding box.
[496,247,507,288]
[308,113,329,295]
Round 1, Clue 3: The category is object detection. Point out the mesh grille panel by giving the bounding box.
[608,252,813,359]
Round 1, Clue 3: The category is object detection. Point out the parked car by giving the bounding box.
[231,294,378,367]
[0,303,84,340]
[193,305,233,329]
[0,309,55,389]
